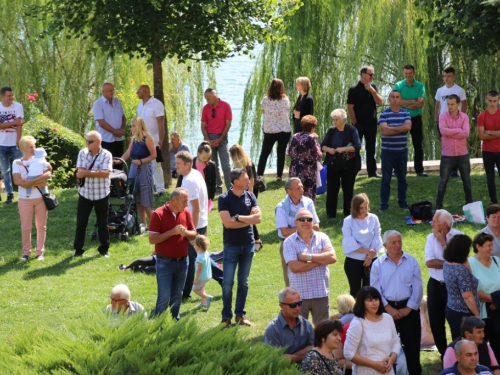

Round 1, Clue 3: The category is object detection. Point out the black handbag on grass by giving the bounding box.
[408,201,433,220]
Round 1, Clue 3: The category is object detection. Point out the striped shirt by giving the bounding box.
[378,107,411,151]
[76,147,113,200]
[283,231,334,299]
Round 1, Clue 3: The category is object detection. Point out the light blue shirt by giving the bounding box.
[93,96,125,142]
[371,252,423,310]
[275,195,320,239]
[196,251,212,281]
[170,141,191,171]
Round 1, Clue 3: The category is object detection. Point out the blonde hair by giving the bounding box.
[229,144,251,169]
[194,234,210,252]
[336,294,355,314]
[131,116,153,143]
[19,135,36,150]
[351,193,370,219]
[296,77,312,93]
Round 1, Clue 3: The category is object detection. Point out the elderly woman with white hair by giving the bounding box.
[320,109,361,218]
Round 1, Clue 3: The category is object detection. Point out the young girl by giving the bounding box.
[193,234,213,309]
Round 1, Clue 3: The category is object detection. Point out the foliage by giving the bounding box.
[23,115,85,188]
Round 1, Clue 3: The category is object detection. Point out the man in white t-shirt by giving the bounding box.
[175,150,211,298]
[0,87,24,204]
[136,85,166,196]
[434,67,468,178]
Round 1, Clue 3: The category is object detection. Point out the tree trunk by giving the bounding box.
[153,57,172,188]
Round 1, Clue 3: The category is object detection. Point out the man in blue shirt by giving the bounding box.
[218,168,261,330]
[440,340,493,375]
[378,90,412,212]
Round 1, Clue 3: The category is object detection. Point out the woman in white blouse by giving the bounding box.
[257,78,292,181]
[342,193,384,297]
[344,286,400,375]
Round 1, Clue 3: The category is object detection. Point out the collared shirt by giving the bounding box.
[283,231,334,300]
[275,195,320,239]
[439,362,492,375]
[439,111,470,157]
[137,97,165,143]
[93,96,125,142]
[347,81,379,125]
[425,228,463,281]
[106,301,147,319]
[76,147,113,201]
[378,107,411,151]
[170,141,191,171]
[264,312,314,354]
[393,79,426,117]
[218,189,258,246]
[371,251,423,310]
[201,99,232,134]
[342,213,384,261]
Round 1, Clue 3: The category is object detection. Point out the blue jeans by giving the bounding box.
[436,154,472,207]
[222,244,254,320]
[0,145,23,195]
[154,256,188,319]
[380,149,408,208]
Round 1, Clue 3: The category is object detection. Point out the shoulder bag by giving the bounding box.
[36,187,59,211]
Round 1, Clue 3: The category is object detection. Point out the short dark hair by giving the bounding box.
[472,232,494,253]
[403,64,415,72]
[444,67,456,75]
[360,65,372,75]
[447,94,461,104]
[175,150,193,164]
[353,286,385,318]
[313,320,343,347]
[230,168,247,184]
[204,88,216,95]
[487,91,499,98]
[486,203,500,217]
[443,234,472,263]
[0,87,13,96]
[461,316,485,337]
[300,115,318,132]
[390,89,401,96]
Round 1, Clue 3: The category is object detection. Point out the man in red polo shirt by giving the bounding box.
[201,88,232,193]
[149,187,197,319]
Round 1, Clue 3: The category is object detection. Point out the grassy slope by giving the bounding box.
[0,169,490,373]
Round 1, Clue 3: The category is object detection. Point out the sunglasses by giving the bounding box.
[297,217,313,222]
[367,73,374,77]
[211,108,216,118]
[86,139,95,144]
[281,300,303,308]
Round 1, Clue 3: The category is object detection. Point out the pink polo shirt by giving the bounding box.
[201,99,232,134]
[439,111,470,157]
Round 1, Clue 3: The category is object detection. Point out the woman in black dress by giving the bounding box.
[292,77,314,134]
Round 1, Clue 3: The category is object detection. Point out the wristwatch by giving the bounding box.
[307,254,313,262]
[234,214,240,222]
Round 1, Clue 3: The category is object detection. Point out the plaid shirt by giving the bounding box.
[283,231,334,299]
[76,147,112,200]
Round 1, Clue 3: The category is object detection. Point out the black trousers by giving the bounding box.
[355,123,377,176]
[326,161,357,217]
[127,256,156,273]
[482,151,500,204]
[74,194,110,255]
[485,317,500,363]
[344,257,373,298]
[257,132,291,178]
[388,300,422,375]
[427,277,448,357]
[409,116,424,173]
[101,140,124,170]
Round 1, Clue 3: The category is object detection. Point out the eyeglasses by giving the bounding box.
[211,108,216,118]
[281,300,303,308]
[110,297,126,303]
[86,139,95,144]
[297,217,313,222]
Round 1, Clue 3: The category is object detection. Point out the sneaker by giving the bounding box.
[5,194,13,204]
[20,255,29,261]
[35,255,44,261]
[450,171,460,178]
[118,264,126,271]
[157,191,165,197]
[236,315,252,326]
[195,303,206,309]
[206,295,213,310]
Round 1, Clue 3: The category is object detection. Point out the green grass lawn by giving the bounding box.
[0,169,492,373]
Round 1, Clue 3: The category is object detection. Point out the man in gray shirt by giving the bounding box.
[264,287,314,363]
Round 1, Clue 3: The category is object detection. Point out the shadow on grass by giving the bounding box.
[0,258,31,278]
[23,255,98,280]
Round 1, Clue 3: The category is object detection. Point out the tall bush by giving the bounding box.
[24,115,85,188]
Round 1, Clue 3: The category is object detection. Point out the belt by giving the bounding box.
[387,298,409,308]
[430,277,446,286]
[156,254,187,262]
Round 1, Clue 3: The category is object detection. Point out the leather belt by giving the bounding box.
[156,254,187,262]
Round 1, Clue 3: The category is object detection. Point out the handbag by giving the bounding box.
[408,201,433,220]
[316,163,327,195]
[255,176,267,193]
[155,146,163,163]
[36,187,59,211]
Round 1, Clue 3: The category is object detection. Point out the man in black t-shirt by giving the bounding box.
[347,66,383,178]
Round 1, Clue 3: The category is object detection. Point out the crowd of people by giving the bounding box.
[1,62,500,375]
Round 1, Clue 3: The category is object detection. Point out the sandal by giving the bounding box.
[254,240,263,252]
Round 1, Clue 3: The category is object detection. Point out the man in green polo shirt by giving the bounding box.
[394,64,428,177]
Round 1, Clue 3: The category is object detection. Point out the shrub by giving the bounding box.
[2,311,301,374]
[23,115,86,188]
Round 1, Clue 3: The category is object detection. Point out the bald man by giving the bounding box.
[92,82,126,168]
[137,85,166,195]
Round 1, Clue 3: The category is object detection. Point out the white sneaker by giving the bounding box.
[20,255,29,261]
[36,255,44,261]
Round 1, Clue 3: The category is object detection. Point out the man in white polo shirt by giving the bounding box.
[0,86,24,204]
[137,85,166,196]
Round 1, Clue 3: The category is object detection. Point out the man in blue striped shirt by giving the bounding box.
[378,90,412,212]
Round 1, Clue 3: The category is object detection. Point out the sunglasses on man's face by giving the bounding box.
[211,108,216,118]
[297,217,313,222]
[281,300,303,308]
[86,139,95,144]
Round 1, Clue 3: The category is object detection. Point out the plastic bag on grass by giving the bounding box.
[463,201,485,224]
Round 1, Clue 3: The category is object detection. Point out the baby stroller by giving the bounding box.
[89,158,145,242]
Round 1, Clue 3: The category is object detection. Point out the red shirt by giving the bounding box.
[201,99,232,134]
[478,109,500,152]
[149,202,195,257]
[341,322,351,344]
